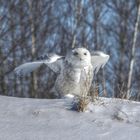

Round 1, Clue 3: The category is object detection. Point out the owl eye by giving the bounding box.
[84,52,87,55]
[73,52,78,56]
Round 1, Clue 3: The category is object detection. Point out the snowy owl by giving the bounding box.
[14,48,109,98]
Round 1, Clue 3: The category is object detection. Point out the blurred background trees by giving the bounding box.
[0,0,140,100]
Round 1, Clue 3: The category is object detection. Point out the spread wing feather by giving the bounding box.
[91,51,110,74]
[14,54,64,76]
[14,61,44,76]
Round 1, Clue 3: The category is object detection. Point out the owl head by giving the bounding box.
[65,48,91,68]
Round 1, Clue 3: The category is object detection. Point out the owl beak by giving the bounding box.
[80,57,84,61]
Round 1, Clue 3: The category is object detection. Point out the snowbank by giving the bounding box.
[0,95,140,140]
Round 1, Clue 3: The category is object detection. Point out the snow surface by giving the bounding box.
[0,95,140,140]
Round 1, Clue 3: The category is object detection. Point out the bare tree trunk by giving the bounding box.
[92,1,101,96]
[71,35,76,48]
[0,48,6,95]
[30,14,38,98]
[126,2,140,99]
[71,0,82,48]
[102,69,107,96]
[27,0,38,98]
[9,8,17,96]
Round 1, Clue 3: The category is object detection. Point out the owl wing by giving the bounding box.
[14,54,64,76]
[91,51,110,74]
[46,59,63,73]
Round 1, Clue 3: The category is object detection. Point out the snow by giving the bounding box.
[0,95,140,140]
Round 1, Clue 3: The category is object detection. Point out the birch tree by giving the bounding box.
[126,1,140,99]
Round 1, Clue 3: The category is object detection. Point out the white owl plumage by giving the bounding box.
[14,48,109,98]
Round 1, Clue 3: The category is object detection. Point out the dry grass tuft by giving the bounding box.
[76,97,90,112]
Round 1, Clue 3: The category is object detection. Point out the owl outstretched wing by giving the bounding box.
[91,51,110,74]
[14,53,64,76]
